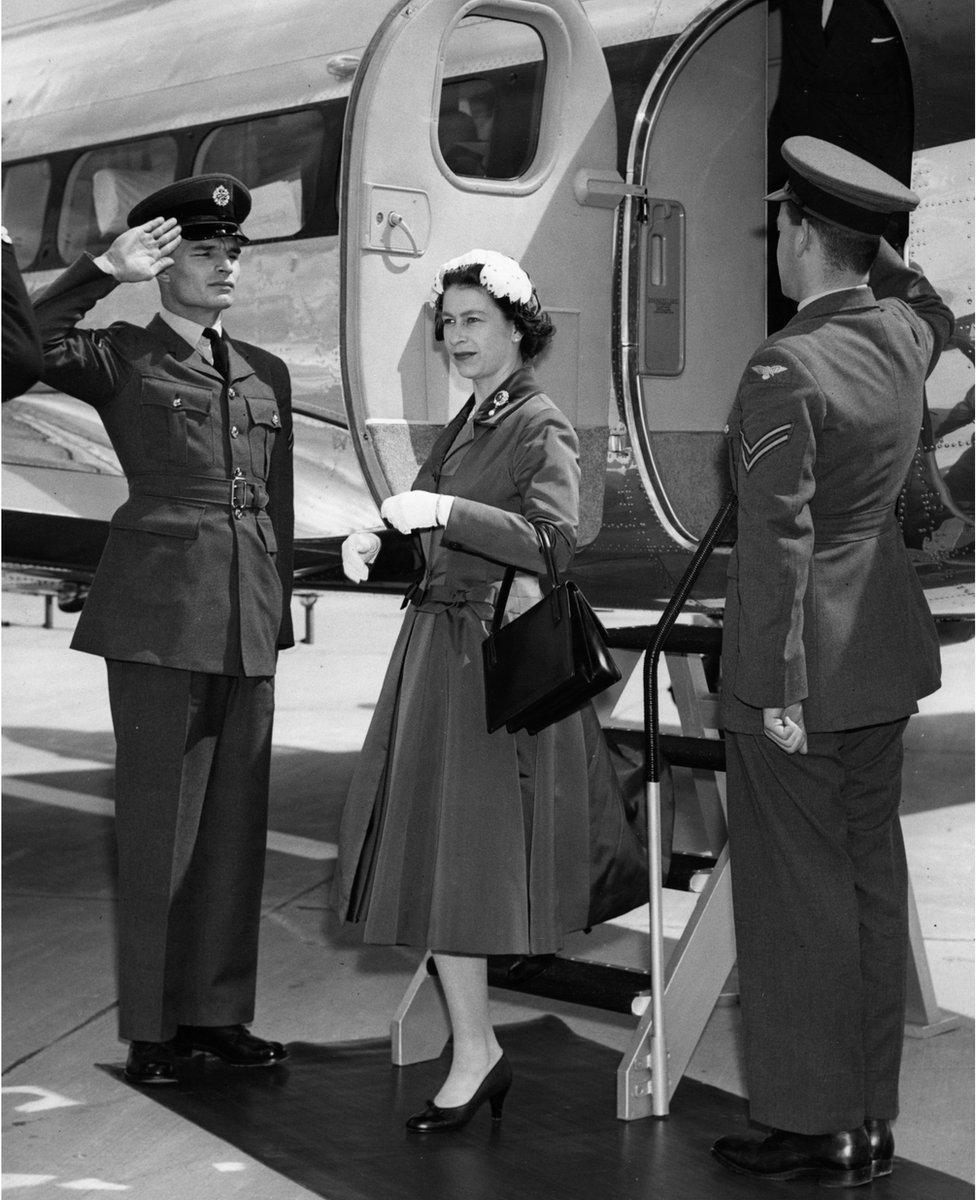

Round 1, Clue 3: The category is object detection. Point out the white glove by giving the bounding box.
[380,491,453,534]
[341,531,382,583]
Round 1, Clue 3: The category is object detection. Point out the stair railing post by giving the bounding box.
[641,496,737,1116]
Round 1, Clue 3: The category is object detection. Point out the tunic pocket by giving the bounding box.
[139,378,214,468]
[244,390,281,479]
[110,495,204,539]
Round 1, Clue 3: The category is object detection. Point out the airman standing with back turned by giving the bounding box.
[713,138,953,1187]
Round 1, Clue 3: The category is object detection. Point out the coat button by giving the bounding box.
[228,388,236,398]
[272,412,280,426]
[172,397,182,408]
[231,425,240,438]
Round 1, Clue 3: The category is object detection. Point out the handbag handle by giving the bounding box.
[489,522,560,637]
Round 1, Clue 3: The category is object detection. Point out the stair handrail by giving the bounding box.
[640,494,737,1115]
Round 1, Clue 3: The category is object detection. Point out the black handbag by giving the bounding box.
[482,524,621,735]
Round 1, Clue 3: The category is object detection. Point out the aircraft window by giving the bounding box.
[438,18,546,180]
[57,137,178,264]
[195,110,326,240]
[2,160,51,269]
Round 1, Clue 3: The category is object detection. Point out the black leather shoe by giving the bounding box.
[174,1024,288,1066]
[406,1054,512,1132]
[124,1039,179,1084]
[865,1117,894,1178]
[711,1127,873,1188]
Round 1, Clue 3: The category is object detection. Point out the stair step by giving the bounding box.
[659,733,726,771]
[605,623,723,655]
[479,955,651,1015]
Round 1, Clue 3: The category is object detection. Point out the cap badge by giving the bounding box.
[212,184,231,207]
[751,364,787,381]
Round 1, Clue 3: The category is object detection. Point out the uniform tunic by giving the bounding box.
[34,255,294,672]
[335,368,618,955]
[720,242,953,1133]
[34,254,294,1040]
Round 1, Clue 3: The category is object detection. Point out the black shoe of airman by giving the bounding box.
[123,1039,179,1085]
[174,1023,288,1066]
[711,1126,873,1188]
[864,1117,894,1178]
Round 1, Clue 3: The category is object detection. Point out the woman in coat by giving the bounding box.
[335,249,622,1131]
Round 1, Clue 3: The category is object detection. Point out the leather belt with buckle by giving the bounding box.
[129,473,268,518]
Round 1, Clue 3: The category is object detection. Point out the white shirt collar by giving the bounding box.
[797,283,871,311]
[157,308,223,353]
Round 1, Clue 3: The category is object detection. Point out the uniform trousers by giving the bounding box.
[106,660,275,1042]
[725,719,909,1134]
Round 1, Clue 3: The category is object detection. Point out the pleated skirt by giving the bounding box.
[333,602,593,955]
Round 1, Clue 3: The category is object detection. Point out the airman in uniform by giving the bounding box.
[35,175,295,1083]
[713,138,953,1186]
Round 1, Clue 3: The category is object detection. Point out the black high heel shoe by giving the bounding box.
[405,1053,512,1132]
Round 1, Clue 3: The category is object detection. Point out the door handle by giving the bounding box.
[387,210,418,250]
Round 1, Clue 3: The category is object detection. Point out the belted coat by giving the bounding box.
[35,255,294,677]
[334,367,645,955]
[721,242,952,733]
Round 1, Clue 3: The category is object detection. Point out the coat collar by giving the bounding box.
[786,286,878,326]
[146,314,255,385]
[472,366,540,428]
[224,339,257,386]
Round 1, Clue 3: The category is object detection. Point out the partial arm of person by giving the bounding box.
[870,238,955,374]
[380,404,580,573]
[441,405,581,573]
[263,352,296,649]
[2,234,43,400]
[730,346,822,721]
[34,218,180,404]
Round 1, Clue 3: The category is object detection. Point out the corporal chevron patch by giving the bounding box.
[741,422,793,472]
[751,363,788,380]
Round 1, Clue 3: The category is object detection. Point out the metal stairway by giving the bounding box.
[389,496,958,1120]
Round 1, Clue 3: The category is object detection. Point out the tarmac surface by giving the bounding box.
[2,589,973,1197]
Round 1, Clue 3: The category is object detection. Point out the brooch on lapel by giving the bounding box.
[487,389,509,417]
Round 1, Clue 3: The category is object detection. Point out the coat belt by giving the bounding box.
[406,576,543,609]
[128,473,268,512]
[406,582,501,607]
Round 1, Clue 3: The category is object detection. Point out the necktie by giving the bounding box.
[203,327,230,382]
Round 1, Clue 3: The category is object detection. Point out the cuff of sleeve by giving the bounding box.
[436,494,455,527]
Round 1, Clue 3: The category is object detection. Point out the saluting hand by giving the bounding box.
[94,217,182,283]
[762,703,808,755]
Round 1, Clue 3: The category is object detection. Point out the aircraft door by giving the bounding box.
[619,0,768,545]
[341,0,620,545]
